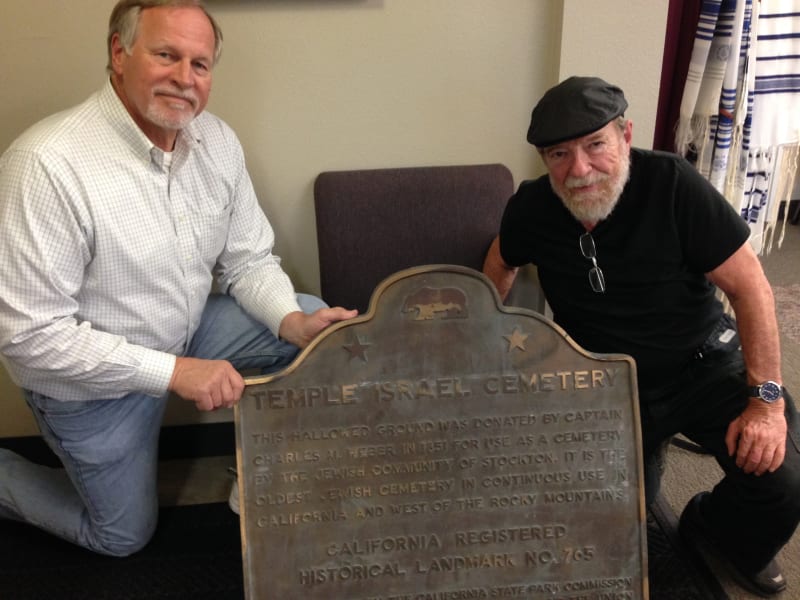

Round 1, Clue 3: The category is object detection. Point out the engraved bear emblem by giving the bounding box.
[402,286,467,320]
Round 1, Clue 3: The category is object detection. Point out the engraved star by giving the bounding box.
[343,336,371,362]
[504,327,528,352]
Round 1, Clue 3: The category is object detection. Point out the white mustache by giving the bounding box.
[154,88,198,108]
[565,174,609,189]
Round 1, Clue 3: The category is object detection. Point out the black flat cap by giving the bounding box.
[527,76,628,147]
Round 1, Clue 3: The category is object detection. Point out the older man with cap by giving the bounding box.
[483,76,800,597]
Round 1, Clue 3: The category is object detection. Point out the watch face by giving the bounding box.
[761,381,783,402]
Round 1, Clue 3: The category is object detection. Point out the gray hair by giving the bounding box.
[106,0,223,72]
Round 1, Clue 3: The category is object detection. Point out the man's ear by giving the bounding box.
[109,33,127,75]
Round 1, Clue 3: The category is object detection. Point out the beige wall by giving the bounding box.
[560,0,669,150]
[0,0,667,437]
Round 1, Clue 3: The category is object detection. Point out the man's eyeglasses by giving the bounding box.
[579,232,606,293]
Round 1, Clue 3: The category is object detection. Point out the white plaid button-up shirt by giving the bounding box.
[0,80,300,401]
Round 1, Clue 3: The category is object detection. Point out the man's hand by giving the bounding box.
[278,306,358,349]
[725,399,787,475]
[169,356,245,412]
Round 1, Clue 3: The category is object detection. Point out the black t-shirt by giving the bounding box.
[499,148,750,389]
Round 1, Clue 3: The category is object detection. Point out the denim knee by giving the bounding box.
[88,505,159,557]
[296,293,328,313]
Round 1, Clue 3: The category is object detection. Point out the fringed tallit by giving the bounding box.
[674,0,800,256]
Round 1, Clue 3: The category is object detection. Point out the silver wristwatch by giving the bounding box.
[747,381,784,403]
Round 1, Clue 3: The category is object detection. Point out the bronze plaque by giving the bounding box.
[235,265,648,600]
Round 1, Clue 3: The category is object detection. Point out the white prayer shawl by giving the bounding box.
[675,0,800,255]
[675,0,734,164]
[706,0,748,193]
[743,0,800,253]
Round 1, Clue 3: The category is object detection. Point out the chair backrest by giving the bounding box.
[313,163,514,313]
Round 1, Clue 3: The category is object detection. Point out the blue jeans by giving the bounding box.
[0,293,325,556]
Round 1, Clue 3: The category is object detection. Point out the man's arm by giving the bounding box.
[168,306,357,412]
[706,240,786,476]
[0,149,179,401]
[482,236,519,301]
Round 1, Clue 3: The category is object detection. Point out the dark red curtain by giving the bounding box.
[652,0,703,152]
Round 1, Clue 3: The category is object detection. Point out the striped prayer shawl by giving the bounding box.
[675,0,800,254]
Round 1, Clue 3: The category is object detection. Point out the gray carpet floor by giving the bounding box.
[660,218,800,599]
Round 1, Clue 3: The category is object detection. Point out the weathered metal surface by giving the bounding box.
[235,265,648,600]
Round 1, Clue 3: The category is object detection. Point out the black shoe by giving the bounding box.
[679,492,787,597]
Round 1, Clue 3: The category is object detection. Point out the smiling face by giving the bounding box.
[110,5,215,150]
[541,119,633,226]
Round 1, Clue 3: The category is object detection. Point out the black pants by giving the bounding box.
[640,338,800,572]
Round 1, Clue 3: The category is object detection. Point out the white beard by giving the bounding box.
[146,88,200,131]
[551,151,630,224]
